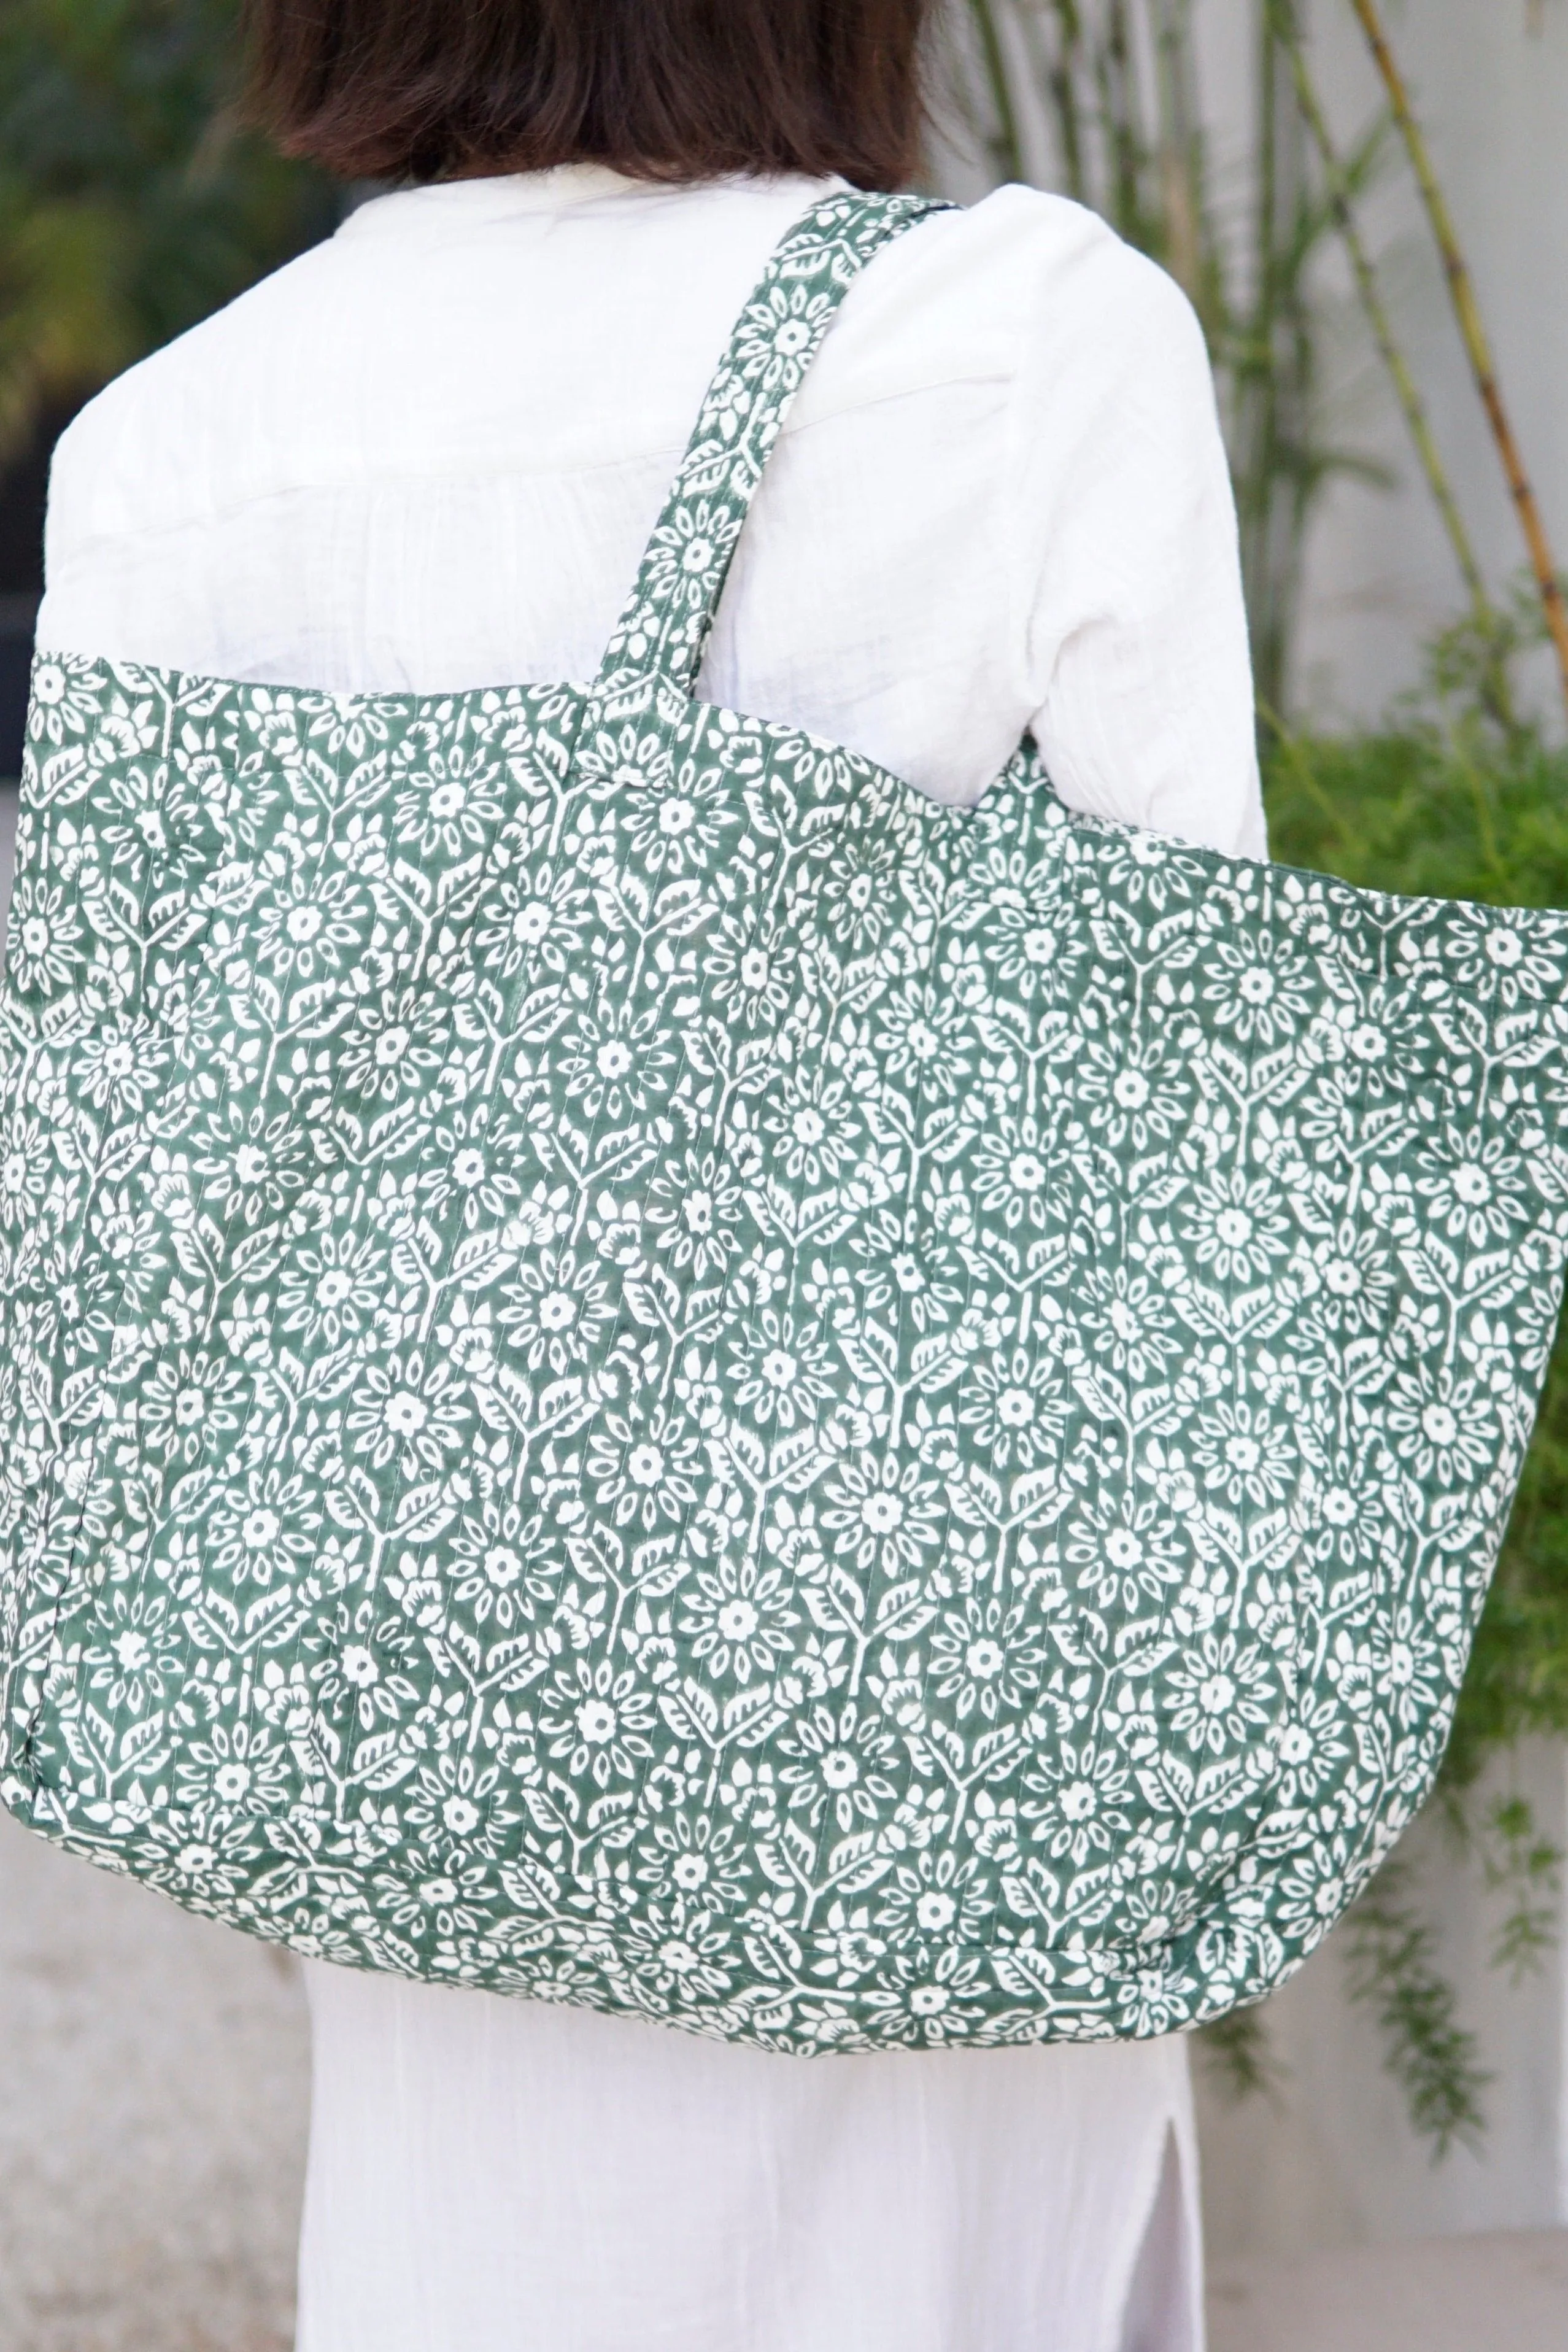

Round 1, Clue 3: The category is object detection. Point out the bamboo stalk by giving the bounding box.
[1152,0,1203,301]
[1044,0,1087,203]
[1237,0,1311,713]
[1233,1,1280,700]
[1098,0,1148,242]
[1271,5,1514,729]
[968,0,1027,184]
[1347,0,1568,724]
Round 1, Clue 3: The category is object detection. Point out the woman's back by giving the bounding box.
[40,166,1262,852]
[35,166,1252,2352]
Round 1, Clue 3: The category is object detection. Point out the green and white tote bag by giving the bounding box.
[3,191,1567,2052]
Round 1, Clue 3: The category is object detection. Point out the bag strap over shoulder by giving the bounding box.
[593,189,949,707]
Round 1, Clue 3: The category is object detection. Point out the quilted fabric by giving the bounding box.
[3,193,1568,2051]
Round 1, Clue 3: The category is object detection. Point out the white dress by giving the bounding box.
[39,162,1265,2352]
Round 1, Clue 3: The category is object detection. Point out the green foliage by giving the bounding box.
[1196,2005,1290,2105]
[1337,1859,1491,2159]
[0,0,336,458]
[1472,1792,1562,1984]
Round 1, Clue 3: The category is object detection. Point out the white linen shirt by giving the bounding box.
[39,163,1261,2352]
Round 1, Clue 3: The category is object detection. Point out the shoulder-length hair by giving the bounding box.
[241,0,935,191]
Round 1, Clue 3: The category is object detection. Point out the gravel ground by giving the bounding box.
[0,1809,309,2352]
[1207,2229,1568,2352]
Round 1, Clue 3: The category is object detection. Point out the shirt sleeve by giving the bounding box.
[1009,213,1267,862]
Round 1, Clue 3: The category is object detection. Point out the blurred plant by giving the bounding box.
[0,0,336,465]
[1265,2,1519,740]
[954,0,1388,721]
[1338,1859,1490,2159]
[953,0,1562,736]
[1346,0,1568,727]
[1473,1793,1562,1985]
[1230,0,1319,717]
[1195,2004,1289,2108]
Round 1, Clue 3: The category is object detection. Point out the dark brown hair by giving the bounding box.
[241,0,934,191]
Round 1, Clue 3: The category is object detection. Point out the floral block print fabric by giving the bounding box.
[3,195,1568,2054]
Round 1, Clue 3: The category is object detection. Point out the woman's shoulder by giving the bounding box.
[790,182,1205,428]
[903,181,1175,288]
[45,177,1209,547]
[47,235,352,549]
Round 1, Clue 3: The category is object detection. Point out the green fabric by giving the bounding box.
[2,191,1567,2051]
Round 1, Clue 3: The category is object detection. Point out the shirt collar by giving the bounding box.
[338,164,837,240]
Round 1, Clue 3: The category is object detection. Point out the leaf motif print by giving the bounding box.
[1,193,1567,2054]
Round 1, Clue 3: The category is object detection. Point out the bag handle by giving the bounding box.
[592,189,949,708]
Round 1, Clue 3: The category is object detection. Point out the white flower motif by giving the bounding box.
[3,195,1562,2060]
